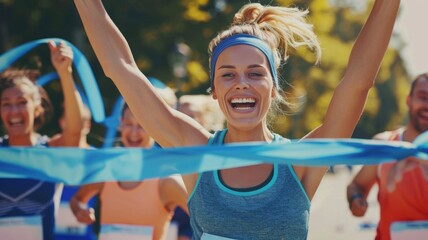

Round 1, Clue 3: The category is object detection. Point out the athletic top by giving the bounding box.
[0,135,58,240]
[188,129,310,239]
[99,180,173,240]
[376,128,428,240]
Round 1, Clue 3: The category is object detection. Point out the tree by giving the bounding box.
[0,0,409,144]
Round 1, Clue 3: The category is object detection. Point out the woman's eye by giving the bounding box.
[249,72,263,77]
[417,94,428,101]
[221,73,234,78]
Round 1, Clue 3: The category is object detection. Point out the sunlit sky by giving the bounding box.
[397,1,428,77]
[329,0,428,77]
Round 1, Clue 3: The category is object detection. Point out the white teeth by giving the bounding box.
[10,118,23,124]
[231,98,256,103]
[234,107,252,110]
[128,139,142,143]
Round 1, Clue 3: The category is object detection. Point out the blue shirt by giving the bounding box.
[0,135,57,240]
[188,129,311,239]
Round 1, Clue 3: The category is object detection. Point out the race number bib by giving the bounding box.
[201,233,237,240]
[391,221,428,240]
[99,224,153,240]
[0,215,43,240]
[55,202,87,235]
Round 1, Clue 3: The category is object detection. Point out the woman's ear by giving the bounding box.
[212,89,218,100]
[34,104,43,118]
[406,95,411,108]
[271,87,276,98]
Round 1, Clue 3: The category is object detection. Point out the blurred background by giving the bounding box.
[0,0,427,147]
[2,1,428,239]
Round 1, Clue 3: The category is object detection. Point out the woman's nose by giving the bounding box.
[235,75,249,89]
[10,104,20,113]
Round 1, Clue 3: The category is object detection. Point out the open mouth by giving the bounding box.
[8,117,25,127]
[230,97,256,110]
[126,138,143,147]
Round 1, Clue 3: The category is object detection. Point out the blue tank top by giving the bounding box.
[0,135,57,240]
[188,129,311,239]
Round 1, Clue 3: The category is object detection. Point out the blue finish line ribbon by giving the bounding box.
[0,137,428,185]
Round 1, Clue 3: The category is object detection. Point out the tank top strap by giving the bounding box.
[0,135,8,146]
[388,128,404,141]
[208,129,227,145]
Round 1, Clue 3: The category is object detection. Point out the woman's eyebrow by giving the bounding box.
[248,64,265,69]
[217,65,235,70]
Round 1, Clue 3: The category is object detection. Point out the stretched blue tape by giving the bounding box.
[102,96,124,148]
[0,137,426,185]
[0,38,105,123]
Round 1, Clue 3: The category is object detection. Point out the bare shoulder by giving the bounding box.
[159,175,186,191]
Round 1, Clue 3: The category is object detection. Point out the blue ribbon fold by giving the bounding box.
[0,137,426,185]
[0,38,105,123]
[102,96,124,148]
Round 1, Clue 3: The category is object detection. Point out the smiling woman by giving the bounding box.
[73,0,400,238]
[0,70,48,137]
[0,41,85,240]
[69,102,189,240]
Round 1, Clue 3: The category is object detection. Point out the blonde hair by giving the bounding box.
[209,3,321,82]
[208,3,320,122]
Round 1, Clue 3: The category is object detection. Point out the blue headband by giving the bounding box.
[210,34,278,89]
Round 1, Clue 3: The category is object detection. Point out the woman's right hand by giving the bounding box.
[349,195,368,217]
[74,207,96,224]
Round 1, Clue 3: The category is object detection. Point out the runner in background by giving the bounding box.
[347,73,428,240]
[0,41,85,240]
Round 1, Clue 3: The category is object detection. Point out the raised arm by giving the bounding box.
[47,41,85,147]
[297,0,400,200]
[307,0,400,139]
[73,0,210,147]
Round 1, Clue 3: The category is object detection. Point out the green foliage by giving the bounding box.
[271,0,410,139]
[0,0,409,145]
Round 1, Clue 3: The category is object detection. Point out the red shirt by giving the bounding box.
[375,129,428,240]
